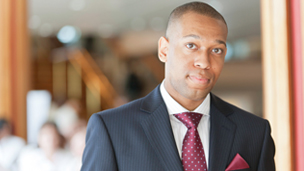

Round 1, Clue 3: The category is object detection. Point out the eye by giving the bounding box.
[186,43,197,50]
[212,48,223,54]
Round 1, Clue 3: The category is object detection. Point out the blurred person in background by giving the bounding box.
[81,1,275,171]
[49,99,81,141]
[18,122,74,171]
[65,119,86,145]
[0,118,25,171]
[66,125,86,171]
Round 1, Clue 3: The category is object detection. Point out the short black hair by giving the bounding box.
[0,119,9,130]
[166,1,227,37]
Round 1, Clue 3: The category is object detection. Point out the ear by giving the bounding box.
[158,36,169,63]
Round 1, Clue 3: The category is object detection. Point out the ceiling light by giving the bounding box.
[225,42,234,62]
[233,39,250,59]
[57,25,81,44]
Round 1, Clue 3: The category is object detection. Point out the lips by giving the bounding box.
[188,75,210,85]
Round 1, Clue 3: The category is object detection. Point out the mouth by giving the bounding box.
[188,75,210,85]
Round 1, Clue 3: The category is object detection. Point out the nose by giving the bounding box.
[194,52,211,69]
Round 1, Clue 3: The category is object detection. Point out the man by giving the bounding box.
[81,2,275,171]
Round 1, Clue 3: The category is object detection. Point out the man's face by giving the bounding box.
[158,12,228,109]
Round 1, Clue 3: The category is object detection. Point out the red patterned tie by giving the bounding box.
[174,112,208,171]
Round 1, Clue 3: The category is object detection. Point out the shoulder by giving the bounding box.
[87,96,154,132]
[90,85,163,123]
[92,97,146,122]
[1,135,25,148]
[211,94,274,151]
[211,93,269,126]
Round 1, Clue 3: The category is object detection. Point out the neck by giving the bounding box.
[163,81,208,111]
[168,89,207,111]
[175,96,205,111]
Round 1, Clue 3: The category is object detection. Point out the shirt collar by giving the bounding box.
[160,80,210,116]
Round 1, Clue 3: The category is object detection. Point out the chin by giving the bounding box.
[184,89,209,101]
[187,78,213,89]
[188,84,212,93]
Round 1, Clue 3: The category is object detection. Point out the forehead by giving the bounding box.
[41,125,56,132]
[169,12,227,40]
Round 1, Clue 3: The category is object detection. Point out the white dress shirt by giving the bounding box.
[18,145,75,171]
[160,81,210,168]
[0,135,25,171]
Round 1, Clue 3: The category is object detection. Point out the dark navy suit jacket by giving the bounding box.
[81,85,275,171]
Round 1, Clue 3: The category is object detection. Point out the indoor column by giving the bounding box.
[0,0,30,140]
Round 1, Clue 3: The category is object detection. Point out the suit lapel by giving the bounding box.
[208,94,236,171]
[139,88,237,171]
[140,86,183,171]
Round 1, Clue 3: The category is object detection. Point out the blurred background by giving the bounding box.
[27,0,263,118]
[1,0,304,171]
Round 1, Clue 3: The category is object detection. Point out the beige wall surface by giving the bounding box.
[261,0,292,170]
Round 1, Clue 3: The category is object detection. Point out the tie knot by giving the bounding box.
[174,112,203,129]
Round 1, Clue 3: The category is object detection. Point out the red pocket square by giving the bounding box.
[225,153,249,171]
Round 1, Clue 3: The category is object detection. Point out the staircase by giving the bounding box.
[68,49,117,110]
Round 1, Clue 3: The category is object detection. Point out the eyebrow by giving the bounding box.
[183,34,227,47]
